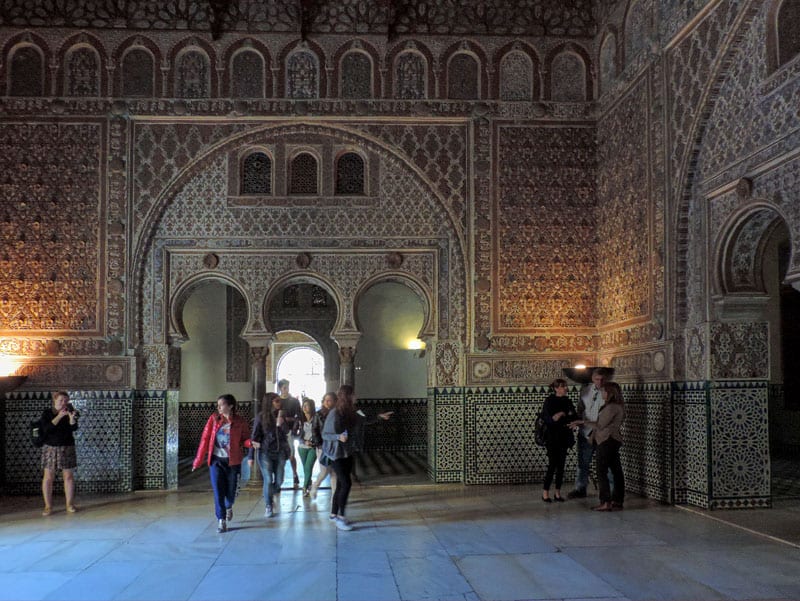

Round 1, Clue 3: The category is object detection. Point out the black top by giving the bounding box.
[39,408,78,447]
[249,411,291,459]
[541,394,576,447]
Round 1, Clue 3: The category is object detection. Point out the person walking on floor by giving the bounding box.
[192,394,251,533]
[277,379,302,490]
[310,391,336,499]
[249,392,291,518]
[298,397,318,496]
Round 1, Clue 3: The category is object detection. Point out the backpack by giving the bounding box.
[31,417,45,448]
[534,412,548,447]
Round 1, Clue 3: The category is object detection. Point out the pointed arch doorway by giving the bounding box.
[273,333,326,401]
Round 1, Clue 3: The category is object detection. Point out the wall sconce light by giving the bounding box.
[562,365,615,385]
[407,338,426,358]
[0,355,27,395]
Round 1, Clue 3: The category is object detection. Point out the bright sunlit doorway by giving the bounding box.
[274,339,326,402]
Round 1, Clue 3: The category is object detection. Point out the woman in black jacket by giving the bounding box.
[40,391,79,516]
[541,379,576,503]
[248,392,291,518]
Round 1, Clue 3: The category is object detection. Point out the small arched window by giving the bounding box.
[448,53,479,99]
[500,51,533,101]
[176,49,210,98]
[286,50,319,99]
[551,51,586,102]
[289,153,318,195]
[66,46,100,96]
[599,34,617,95]
[121,48,154,97]
[395,51,426,99]
[340,51,372,99]
[777,0,800,68]
[8,45,44,96]
[335,153,365,195]
[232,50,264,98]
[241,152,272,195]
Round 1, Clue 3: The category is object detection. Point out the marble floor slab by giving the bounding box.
[1,482,799,601]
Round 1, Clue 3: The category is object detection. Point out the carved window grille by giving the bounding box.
[8,46,43,96]
[599,35,617,94]
[311,285,328,308]
[551,52,586,102]
[500,51,532,101]
[232,50,264,98]
[778,0,800,68]
[66,47,100,96]
[176,50,210,98]
[395,51,426,99]
[335,153,365,195]
[448,53,479,99]
[283,285,299,307]
[289,153,318,195]
[121,48,154,97]
[287,51,318,99]
[241,152,272,194]
[341,51,372,98]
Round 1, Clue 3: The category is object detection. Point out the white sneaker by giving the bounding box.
[334,516,353,531]
[217,519,227,533]
[225,508,233,521]
[265,506,274,518]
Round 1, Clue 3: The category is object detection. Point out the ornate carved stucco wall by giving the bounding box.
[1,0,795,501]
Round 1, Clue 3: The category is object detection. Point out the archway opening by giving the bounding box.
[274,339,326,402]
[355,281,427,398]
[177,280,253,487]
[761,221,800,500]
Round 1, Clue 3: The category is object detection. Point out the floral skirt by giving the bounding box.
[41,444,77,471]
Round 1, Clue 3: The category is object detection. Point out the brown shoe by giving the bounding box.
[42,506,52,516]
[592,502,613,512]
[66,505,77,513]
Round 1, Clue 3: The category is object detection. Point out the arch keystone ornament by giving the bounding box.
[296,252,312,268]
[202,253,219,269]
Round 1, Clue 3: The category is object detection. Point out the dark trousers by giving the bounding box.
[209,457,240,519]
[543,443,568,490]
[596,439,625,504]
[330,456,354,517]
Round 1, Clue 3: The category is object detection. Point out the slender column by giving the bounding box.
[339,346,356,387]
[246,345,269,490]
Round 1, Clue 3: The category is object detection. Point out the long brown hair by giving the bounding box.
[335,384,357,428]
[260,392,280,428]
[602,382,623,405]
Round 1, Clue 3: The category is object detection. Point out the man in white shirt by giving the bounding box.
[568,367,610,499]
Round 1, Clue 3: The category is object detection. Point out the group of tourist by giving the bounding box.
[540,367,626,511]
[191,381,391,533]
[36,370,623,527]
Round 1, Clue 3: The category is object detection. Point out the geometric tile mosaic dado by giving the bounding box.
[2,382,774,511]
[2,390,134,496]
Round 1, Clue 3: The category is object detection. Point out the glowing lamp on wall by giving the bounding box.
[0,355,27,395]
[407,338,426,358]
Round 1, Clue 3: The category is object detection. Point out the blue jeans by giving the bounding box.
[209,457,240,519]
[257,450,286,508]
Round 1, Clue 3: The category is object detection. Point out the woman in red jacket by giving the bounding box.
[192,394,251,533]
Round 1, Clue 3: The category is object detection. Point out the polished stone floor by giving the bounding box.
[2,467,800,601]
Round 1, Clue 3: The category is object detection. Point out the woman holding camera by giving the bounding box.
[40,391,79,516]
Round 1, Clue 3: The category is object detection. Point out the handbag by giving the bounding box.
[534,413,548,447]
[31,417,45,448]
